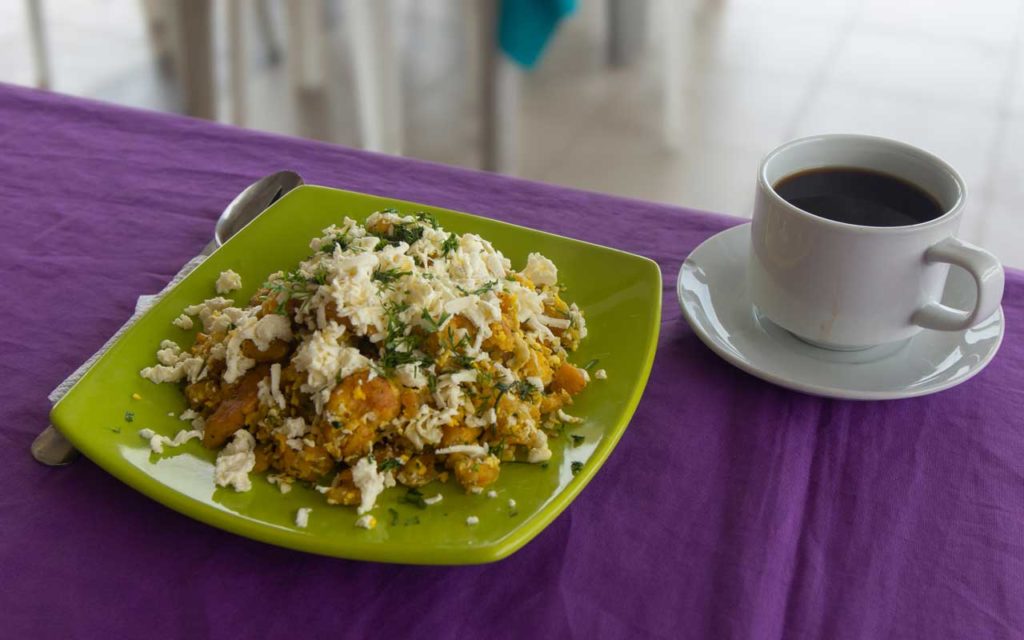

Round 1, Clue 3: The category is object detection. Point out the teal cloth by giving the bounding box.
[499,0,577,68]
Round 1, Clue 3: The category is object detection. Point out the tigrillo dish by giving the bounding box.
[138,210,598,530]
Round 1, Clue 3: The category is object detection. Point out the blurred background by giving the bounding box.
[2,0,1022,267]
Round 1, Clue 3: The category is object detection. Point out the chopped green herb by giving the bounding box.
[377,301,425,373]
[403,516,421,526]
[372,267,412,289]
[583,359,600,372]
[571,434,585,447]
[401,488,427,509]
[321,232,351,253]
[420,309,451,333]
[509,509,519,517]
[387,508,399,527]
[378,458,402,472]
[457,280,499,296]
[512,379,538,400]
[373,220,426,248]
[571,461,584,476]
[311,266,330,285]
[441,232,460,256]
[124,411,134,423]
[109,426,121,434]
[540,462,549,470]
[330,420,343,429]
[415,211,440,229]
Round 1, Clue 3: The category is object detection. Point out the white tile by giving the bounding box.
[683,9,847,79]
[541,120,763,215]
[599,66,813,152]
[826,28,1010,110]
[713,0,860,23]
[856,0,1020,52]
[974,198,1024,269]
[794,84,1000,192]
[990,116,1024,203]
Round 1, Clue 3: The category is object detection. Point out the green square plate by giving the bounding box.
[50,185,661,564]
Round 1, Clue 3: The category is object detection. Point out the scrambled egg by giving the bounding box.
[140,210,590,514]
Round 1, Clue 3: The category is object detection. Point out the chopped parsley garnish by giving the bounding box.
[420,309,450,333]
[123,411,135,423]
[378,458,402,472]
[583,358,600,372]
[401,488,427,509]
[387,508,399,527]
[321,232,351,253]
[441,232,459,256]
[263,269,315,315]
[372,267,412,289]
[512,379,538,400]
[415,211,440,229]
[330,420,343,429]
[571,461,583,476]
[373,220,425,248]
[110,426,121,434]
[443,326,475,369]
[378,302,425,372]
[571,434,585,447]
[404,516,421,526]
[540,462,549,470]
[311,266,330,285]
[457,280,498,296]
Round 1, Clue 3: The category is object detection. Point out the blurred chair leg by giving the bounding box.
[478,0,518,174]
[607,0,647,67]
[141,0,175,76]
[170,0,215,119]
[25,0,51,89]
[661,0,683,148]
[285,0,327,91]
[254,0,282,65]
[227,0,247,126]
[346,0,403,155]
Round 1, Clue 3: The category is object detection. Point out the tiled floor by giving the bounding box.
[1,0,1021,267]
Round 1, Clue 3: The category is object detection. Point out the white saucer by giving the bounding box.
[676,223,1005,400]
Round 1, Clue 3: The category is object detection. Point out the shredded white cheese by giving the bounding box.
[172,314,193,330]
[216,269,243,293]
[424,493,444,505]
[434,444,489,458]
[466,515,479,526]
[557,409,584,424]
[138,427,201,454]
[214,430,256,492]
[294,507,311,528]
[351,457,395,514]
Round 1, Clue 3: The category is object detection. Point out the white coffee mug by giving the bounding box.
[750,134,1004,350]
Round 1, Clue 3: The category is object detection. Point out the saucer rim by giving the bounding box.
[676,223,1005,401]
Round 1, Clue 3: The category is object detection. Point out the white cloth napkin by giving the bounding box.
[48,255,209,405]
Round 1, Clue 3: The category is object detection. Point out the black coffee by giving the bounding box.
[773,167,944,227]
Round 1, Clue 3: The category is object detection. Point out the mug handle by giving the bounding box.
[911,237,1005,331]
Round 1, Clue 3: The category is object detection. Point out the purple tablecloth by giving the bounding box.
[2,83,1021,639]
